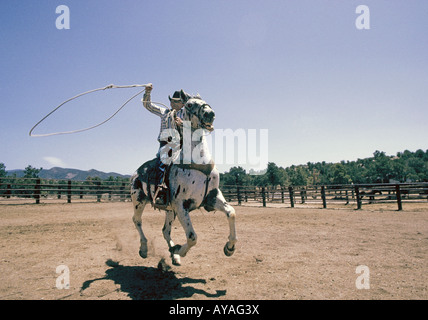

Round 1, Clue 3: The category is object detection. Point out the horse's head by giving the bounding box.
[184,97,215,132]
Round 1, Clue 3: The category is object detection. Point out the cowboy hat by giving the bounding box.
[168,89,191,103]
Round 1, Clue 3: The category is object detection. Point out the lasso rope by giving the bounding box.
[29,83,168,137]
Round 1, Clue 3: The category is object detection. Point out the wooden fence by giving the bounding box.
[221,183,428,211]
[0,177,130,204]
[1,177,428,210]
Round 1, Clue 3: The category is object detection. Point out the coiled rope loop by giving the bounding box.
[29,83,150,137]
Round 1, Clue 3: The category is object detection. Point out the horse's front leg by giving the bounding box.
[162,210,181,265]
[131,175,150,259]
[206,189,237,256]
[170,205,197,262]
[131,199,149,259]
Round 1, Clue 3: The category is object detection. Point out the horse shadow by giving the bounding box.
[80,259,226,300]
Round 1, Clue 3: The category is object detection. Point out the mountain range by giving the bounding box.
[7,167,131,181]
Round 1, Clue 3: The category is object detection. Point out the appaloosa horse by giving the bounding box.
[130,97,237,266]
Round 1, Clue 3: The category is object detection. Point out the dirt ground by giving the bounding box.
[0,201,427,300]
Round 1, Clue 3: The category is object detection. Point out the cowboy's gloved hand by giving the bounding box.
[175,117,183,127]
[146,83,153,92]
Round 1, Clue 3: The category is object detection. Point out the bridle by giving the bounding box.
[184,100,214,132]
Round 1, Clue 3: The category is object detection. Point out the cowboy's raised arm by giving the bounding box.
[142,83,168,117]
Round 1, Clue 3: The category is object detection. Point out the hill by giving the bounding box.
[7,167,131,181]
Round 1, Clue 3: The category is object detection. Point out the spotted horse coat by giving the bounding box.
[130,97,237,266]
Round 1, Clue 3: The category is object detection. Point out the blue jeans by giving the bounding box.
[155,141,168,185]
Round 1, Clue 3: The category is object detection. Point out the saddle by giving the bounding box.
[136,159,215,211]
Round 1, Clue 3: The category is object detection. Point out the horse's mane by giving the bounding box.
[188,94,202,101]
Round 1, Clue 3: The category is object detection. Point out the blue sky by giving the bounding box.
[1,1,427,175]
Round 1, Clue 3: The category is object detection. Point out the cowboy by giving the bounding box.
[142,83,191,205]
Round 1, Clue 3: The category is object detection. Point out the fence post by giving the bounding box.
[261,187,266,207]
[237,185,241,205]
[67,180,72,203]
[395,184,402,211]
[34,179,41,204]
[301,188,306,204]
[120,182,125,201]
[355,186,362,210]
[6,184,11,198]
[281,187,284,203]
[288,186,294,208]
[321,186,327,208]
[97,181,102,202]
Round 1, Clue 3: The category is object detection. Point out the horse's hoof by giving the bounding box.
[171,254,181,266]
[169,245,182,266]
[224,243,235,257]
[139,249,147,259]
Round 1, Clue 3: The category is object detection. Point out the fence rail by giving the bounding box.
[221,183,428,211]
[0,177,130,204]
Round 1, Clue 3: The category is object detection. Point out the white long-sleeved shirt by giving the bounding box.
[142,91,185,142]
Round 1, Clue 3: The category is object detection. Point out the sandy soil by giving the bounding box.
[0,201,427,300]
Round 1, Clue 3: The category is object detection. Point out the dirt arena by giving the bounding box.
[0,201,427,300]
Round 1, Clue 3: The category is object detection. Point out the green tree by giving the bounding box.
[23,165,42,178]
[328,163,352,185]
[406,158,426,182]
[265,162,283,186]
[253,173,269,187]
[221,166,248,185]
[390,159,406,182]
[366,151,392,183]
[0,163,6,178]
[287,165,309,186]
[414,149,425,159]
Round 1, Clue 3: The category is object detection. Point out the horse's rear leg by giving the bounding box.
[132,200,149,259]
